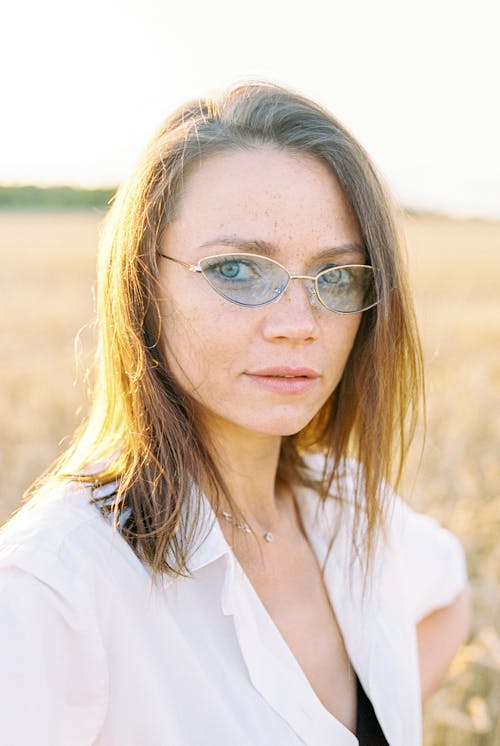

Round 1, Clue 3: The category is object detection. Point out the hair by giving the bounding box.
[22,80,423,587]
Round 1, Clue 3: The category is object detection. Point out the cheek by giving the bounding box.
[160,293,243,388]
[323,315,361,377]
[343,316,362,354]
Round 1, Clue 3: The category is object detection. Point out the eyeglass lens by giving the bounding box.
[199,255,378,313]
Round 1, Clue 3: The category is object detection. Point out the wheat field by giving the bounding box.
[0,209,499,744]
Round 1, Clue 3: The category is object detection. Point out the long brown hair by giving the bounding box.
[23,81,423,585]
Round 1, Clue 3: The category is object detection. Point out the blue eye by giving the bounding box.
[319,267,352,286]
[214,258,260,282]
[219,260,244,279]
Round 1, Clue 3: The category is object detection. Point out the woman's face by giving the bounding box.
[159,146,364,440]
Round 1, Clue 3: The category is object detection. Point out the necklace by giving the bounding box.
[220,510,274,543]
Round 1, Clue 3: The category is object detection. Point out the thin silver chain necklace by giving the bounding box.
[220,510,274,543]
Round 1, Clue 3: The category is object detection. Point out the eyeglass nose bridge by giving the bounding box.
[272,273,320,301]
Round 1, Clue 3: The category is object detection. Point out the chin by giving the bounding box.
[250,415,316,438]
[204,404,321,440]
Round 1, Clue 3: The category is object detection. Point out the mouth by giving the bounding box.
[244,367,320,394]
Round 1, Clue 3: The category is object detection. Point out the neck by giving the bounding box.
[205,420,288,532]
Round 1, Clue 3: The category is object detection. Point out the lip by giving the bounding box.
[247,366,320,378]
[244,366,320,394]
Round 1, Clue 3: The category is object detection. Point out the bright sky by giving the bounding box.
[2,0,499,218]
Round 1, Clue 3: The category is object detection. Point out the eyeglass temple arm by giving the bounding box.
[157,253,202,273]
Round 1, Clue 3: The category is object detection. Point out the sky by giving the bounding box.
[1,0,499,218]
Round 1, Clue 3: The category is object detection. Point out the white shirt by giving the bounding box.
[0,459,467,746]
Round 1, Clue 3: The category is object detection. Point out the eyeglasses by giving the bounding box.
[158,252,380,314]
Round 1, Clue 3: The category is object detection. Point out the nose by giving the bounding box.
[261,278,320,343]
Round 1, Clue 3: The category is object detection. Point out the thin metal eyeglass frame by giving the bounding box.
[157,251,380,314]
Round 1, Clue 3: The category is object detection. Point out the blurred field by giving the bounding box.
[0,209,499,744]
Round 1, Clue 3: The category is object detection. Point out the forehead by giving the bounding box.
[163,146,362,262]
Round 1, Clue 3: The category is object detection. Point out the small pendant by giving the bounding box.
[263,532,274,542]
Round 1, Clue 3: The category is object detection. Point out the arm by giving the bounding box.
[416,583,472,700]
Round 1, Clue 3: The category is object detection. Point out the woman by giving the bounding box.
[0,82,470,745]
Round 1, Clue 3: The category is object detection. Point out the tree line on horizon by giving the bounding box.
[0,185,117,209]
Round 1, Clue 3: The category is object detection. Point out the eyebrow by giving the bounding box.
[197,237,367,261]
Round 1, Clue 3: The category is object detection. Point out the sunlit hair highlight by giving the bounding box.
[24,81,424,587]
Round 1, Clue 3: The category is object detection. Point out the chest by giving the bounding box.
[233,536,358,734]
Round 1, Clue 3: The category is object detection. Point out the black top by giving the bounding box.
[355,675,390,745]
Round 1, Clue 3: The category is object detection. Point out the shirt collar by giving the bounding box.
[181,479,338,573]
[162,458,385,602]
[179,490,232,575]
[180,473,348,578]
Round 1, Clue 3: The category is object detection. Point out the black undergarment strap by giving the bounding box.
[355,674,390,745]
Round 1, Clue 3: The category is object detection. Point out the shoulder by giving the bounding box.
[0,479,143,598]
[382,493,468,621]
[299,452,468,620]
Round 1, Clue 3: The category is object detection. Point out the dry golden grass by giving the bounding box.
[0,209,498,743]
[0,211,99,508]
[402,215,500,745]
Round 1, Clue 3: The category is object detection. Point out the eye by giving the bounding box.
[219,260,244,279]
[213,257,262,282]
[319,266,353,285]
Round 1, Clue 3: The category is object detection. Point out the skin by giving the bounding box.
[417,584,472,700]
[158,146,471,710]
